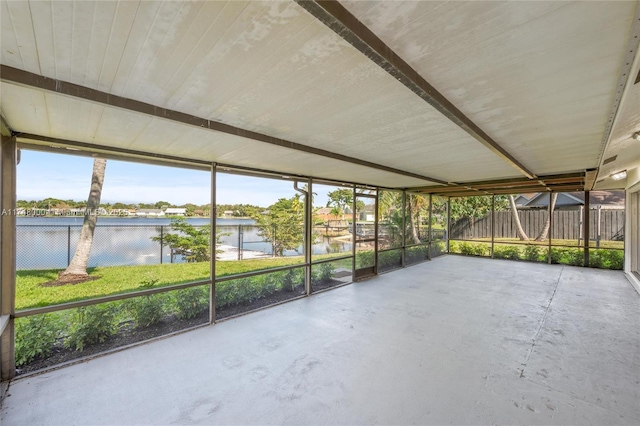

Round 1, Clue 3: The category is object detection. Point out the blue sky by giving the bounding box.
[18,150,332,207]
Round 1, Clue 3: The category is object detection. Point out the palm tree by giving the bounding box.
[508,195,529,241]
[407,193,425,244]
[58,158,107,282]
[535,193,558,241]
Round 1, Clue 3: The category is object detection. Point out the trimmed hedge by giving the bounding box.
[450,241,623,270]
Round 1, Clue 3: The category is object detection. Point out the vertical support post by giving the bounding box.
[352,185,356,279]
[548,192,553,264]
[584,191,590,267]
[1,135,17,381]
[491,196,495,259]
[374,189,379,274]
[159,226,163,265]
[446,197,451,253]
[597,205,602,248]
[209,163,217,324]
[67,225,71,266]
[401,190,406,267]
[578,205,583,246]
[305,178,312,296]
[428,193,433,260]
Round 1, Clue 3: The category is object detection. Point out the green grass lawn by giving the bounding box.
[16,257,308,310]
[16,253,363,310]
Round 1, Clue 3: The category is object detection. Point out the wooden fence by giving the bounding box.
[451,208,625,242]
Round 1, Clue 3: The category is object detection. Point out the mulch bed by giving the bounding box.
[215,279,348,320]
[18,280,349,375]
[216,287,306,320]
[17,311,210,376]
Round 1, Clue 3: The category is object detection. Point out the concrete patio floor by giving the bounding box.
[2,255,639,425]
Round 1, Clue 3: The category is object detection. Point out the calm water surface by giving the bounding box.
[16,217,351,270]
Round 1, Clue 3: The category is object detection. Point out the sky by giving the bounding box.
[18,150,333,207]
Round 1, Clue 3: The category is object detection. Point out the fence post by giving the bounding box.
[584,191,590,267]
[160,225,164,265]
[67,225,71,266]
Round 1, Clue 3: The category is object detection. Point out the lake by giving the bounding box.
[16,217,352,270]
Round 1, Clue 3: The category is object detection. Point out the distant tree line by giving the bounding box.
[17,198,266,217]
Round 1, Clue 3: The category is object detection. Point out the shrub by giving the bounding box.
[494,245,522,260]
[129,294,166,328]
[405,246,428,264]
[567,249,584,266]
[594,249,624,270]
[356,250,375,269]
[605,250,624,270]
[430,241,445,257]
[550,247,584,266]
[282,268,304,292]
[458,242,488,257]
[523,245,541,262]
[15,314,61,366]
[448,241,461,254]
[313,262,335,285]
[261,273,281,295]
[175,287,209,320]
[66,304,118,351]
[215,278,258,309]
[550,247,564,264]
[589,250,605,269]
[378,250,402,271]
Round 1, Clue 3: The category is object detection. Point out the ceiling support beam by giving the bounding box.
[15,133,396,189]
[408,172,585,194]
[0,65,447,185]
[295,0,535,179]
[434,185,585,198]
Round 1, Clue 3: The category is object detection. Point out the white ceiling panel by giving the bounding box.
[0,0,522,184]
[1,82,51,136]
[2,82,430,188]
[1,1,638,189]
[341,0,637,176]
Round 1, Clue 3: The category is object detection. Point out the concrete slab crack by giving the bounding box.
[520,266,564,378]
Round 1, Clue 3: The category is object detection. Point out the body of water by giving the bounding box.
[16,217,352,270]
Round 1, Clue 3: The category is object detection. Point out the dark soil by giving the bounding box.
[215,279,347,319]
[216,287,305,320]
[41,275,101,287]
[310,278,348,293]
[17,311,210,376]
[19,281,348,375]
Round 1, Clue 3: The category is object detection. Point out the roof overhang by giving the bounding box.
[1,0,638,190]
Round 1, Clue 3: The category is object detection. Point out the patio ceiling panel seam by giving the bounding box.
[0,65,448,185]
[294,0,536,180]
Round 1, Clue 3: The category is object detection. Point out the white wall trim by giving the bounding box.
[625,272,640,296]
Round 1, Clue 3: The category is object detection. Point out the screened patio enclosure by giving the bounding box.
[1,1,640,420]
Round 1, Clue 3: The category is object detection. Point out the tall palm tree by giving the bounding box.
[535,193,558,241]
[58,158,107,282]
[508,195,529,241]
[407,193,425,244]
